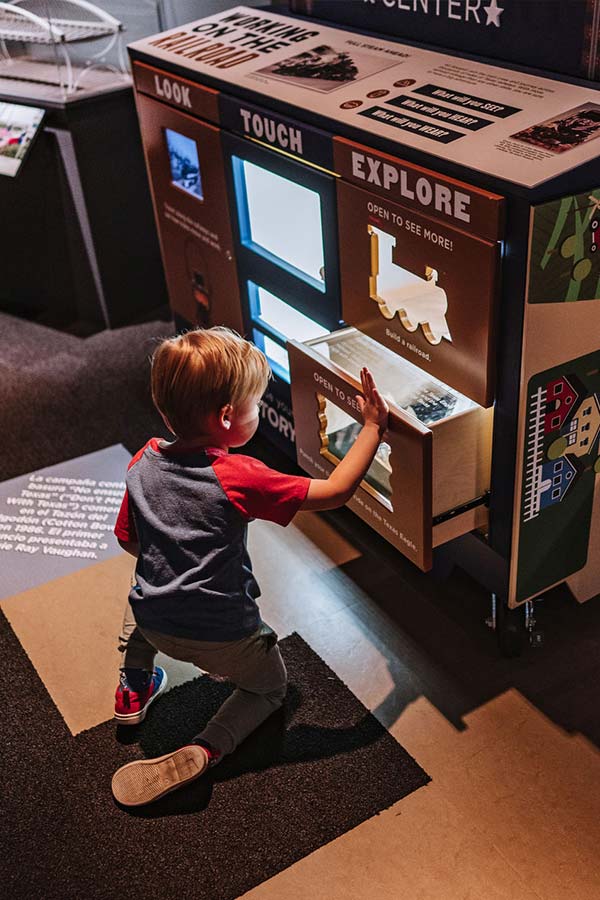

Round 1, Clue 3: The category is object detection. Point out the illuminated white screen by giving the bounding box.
[262,335,289,373]
[240,160,325,284]
[253,284,329,342]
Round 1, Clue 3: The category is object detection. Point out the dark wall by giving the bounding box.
[0,89,167,332]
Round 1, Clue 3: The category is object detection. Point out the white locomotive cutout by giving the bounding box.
[368,225,452,346]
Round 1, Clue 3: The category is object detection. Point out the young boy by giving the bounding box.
[111,327,388,806]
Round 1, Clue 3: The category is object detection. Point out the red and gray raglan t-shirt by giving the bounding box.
[114,439,310,642]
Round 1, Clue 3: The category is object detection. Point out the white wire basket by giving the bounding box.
[0,1,128,96]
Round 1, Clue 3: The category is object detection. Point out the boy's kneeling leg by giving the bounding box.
[195,635,287,758]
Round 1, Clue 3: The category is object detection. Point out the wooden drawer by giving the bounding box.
[288,328,493,571]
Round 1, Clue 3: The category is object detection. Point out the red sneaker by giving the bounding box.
[114,667,167,725]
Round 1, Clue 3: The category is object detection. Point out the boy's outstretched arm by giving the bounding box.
[301,367,389,512]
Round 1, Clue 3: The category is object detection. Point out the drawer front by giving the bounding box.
[289,333,493,570]
[337,179,501,408]
[288,338,433,570]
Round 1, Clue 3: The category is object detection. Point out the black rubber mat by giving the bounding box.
[1,614,430,900]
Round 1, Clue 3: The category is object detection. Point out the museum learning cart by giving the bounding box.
[128,4,600,655]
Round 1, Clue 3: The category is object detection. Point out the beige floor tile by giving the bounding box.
[1,554,198,734]
[391,690,533,773]
[282,511,362,569]
[244,559,600,900]
[241,783,544,900]
[434,700,600,900]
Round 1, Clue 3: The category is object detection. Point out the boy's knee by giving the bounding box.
[266,681,287,711]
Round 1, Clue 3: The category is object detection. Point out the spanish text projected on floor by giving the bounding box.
[0,445,130,600]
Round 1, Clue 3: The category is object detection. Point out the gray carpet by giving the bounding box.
[0,621,430,900]
[0,313,171,481]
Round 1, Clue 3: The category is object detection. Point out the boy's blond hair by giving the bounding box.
[151,327,270,439]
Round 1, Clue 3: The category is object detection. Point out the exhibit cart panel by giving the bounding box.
[129,5,600,650]
[130,7,600,190]
[510,189,600,606]
[131,52,344,450]
[134,81,243,332]
[220,128,342,366]
[333,140,503,407]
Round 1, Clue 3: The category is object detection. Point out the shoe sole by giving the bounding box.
[114,668,168,726]
[111,744,209,806]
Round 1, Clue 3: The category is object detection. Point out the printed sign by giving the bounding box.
[219,94,334,169]
[413,84,521,118]
[134,92,243,331]
[133,61,220,122]
[0,101,44,177]
[386,94,493,131]
[289,0,600,82]
[515,352,600,603]
[258,378,297,456]
[288,334,433,569]
[359,106,464,143]
[129,6,600,188]
[333,137,504,241]
[337,178,500,406]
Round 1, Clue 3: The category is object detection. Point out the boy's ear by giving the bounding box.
[219,404,233,430]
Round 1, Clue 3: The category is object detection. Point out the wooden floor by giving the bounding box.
[4,504,600,899]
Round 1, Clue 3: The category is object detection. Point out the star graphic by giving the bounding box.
[484,0,504,27]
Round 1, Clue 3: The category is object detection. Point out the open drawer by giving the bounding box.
[288,328,493,571]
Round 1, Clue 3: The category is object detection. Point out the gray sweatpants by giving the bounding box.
[118,603,287,757]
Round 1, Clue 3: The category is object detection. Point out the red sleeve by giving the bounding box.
[113,439,159,542]
[212,455,310,526]
[114,488,137,542]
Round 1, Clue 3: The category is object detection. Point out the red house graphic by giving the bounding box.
[544,376,580,434]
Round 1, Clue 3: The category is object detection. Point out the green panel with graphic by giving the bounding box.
[528,189,600,303]
[516,350,600,602]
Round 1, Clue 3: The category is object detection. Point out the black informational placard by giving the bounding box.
[289,0,599,82]
[0,102,45,178]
